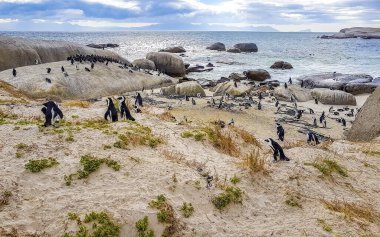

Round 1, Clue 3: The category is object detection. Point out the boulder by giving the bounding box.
[274,85,313,102]
[244,69,271,81]
[186,65,213,73]
[227,48,241,53]
[0,36,129,72]
[345,87,380,141]
[233,43,258,52]
[213,81,252,97]
[132,59,156,70]
[259,80,280,87]
[87,43,119,49]
[343,82,379,95]
[206,63,214,67]
[175,81,206,97]
[206,42,226,51]
[159,46,186,53]
[228,73,246,81]
[146,52,186,77]
[270,61,293,69]
[320,27,380,39]
[161,85,176,96]
[197,78,218,88]
[311,88,356,105]
[298,73,373,90]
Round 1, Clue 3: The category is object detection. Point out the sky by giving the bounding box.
[0,0,379,32]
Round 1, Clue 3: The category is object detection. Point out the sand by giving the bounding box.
[1,87,380,237]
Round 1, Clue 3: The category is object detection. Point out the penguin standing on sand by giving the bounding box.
[284,83,288,89]
[135,93,143,107]
[258,101,262,110]
[288,77,292,84]
[265,138,290,161]
[12,68,16,77]
[320,111,325,124]
[258,92,263,100]
[315,98,318,104]
[118,96,135,121]
[191,98,196,105]
[276,123,285,141]
[307,131,320,145]
[313,117,318,127]
[41,101,64,127]
[91,63,94,69]
[275,100,279,108]
[105,98,118,122]
[342,118,346,127]
[61,66,65,72]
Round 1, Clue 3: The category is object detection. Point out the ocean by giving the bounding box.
[1,31,380,82]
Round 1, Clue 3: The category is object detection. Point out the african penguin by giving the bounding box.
[47,68,51,74]
[265,138,290,161]
[104,98,118,122]
[12,68,16,77]
[41,101,64,127]
[258,101,262,110]
[307,132,320,145]
[192,98,196,105]
[288,77,292,84]
[118,96,135,121]
[315,98,318,104]
[61,66,65,72]
[276,123,285,141]
[135,93,143,107]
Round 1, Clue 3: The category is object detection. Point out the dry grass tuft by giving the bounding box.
[230,126,262,149]
[239,149,268,175]
[322,199,380,224]
[0,80,29,99]
[157,111,176,122]
[161,149,206,173]
[319,139,334,151]
[63,100,91,108]
[361,142,380,157]
[305,157,348,178]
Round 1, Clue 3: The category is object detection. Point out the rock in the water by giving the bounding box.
[146,52,186,77]
[311,88,356,105]
[274,85,313,102]
[213,81,252,97]
[227,48,241,53]
[233,43,258,52]
[186,65,213,73]
[345,87,380,141]
[0,36,129,72]
[206,42,226,51]
[175,81,206,97]
[159,46,186,53]
[87,43,119,49]
[229,73,246,81]
[320,27,380,39]
[270,61,293,70]
[244,69,271,81]
[132,59,156,70]
[206,63,214,67]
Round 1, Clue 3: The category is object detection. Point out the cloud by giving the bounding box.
[0,0,43,3]
[0,18,19,23]
[69,19,158,28]
[60,9,84,15]
[81,0,141,11]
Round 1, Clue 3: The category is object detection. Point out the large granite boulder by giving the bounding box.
[311,88,356,105]
[146,52,186,77]
[0,36,129,72]
[345,87,380,141]
[213,81,252,97]
[186,65,213,73]
[229,73,246,81]
[270,61,293,69]
[321,27,380,39]
[274,85,313,102]
[233,43,258,52]
[206,42,226,51]
[244,69,271,81]
[227,48,241,53]
[343,82,380,95]
[132,58,156,70]
[159,46,186,53]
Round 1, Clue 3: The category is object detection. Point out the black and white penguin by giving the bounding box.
[320,111,325,124]
[309,108,314,114]
[61,66,65,72]
[135,92,143,107]
[342,118,346,127]
[71,58,74,65]
[275,100,279,107]
[211,98,216,105]
[307,131,320,145]
[276,123,285,141]
[12,68,16,77]
[264,138,290,161]
[47,68,51,74]
[104,98,118,122]
[91,63,94,69]
[228,118,234,126]
[185,95,189,101]
[117,96,135,121]
[258,92,263,100]
[315,98,318,104]
[258,101,262,110]
[134,105,142,113]
[295,109,304,119]
[288,77,292,84]
[192,98,196,105]
[85,67,91,72]
[41,101,64,127]
[313,117,318,127]
[234,81,238,88]
[284,83,288,89]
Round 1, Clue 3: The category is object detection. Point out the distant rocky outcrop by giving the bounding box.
[345,87,380,141]
[244,69,271,81]
[320,27,380,39]
[233,43,258,52]
[132,59,156,71]
[311,88,356,105]
[0,36,129,72]
[270,61,293,70]
[87,43,119,49]
[161,81,205,97]
[159,46,186,53]
[0,61,173,100]
[146,52,186,77]
[206,42,226,51]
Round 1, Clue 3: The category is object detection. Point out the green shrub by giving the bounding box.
[180,202,194,218]
[212,186,243,210]
[114,124,162,149]
[305,159,348,177]
[135,216,155,237]
[25,157,59,173]
[230,175,241,185]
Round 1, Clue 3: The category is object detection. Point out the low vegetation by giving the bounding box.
[230,126,262,149]
[63,100,91,108]
[318,219,332,232]
[114,124,162,149]
[25,157,59,173]
[63,211,120,237]
[230,175,241,185]
[64,154,120,186]
[135,216,155,237]
[239,149,267,175]
[15,143,35,158]
[305,158,348,178]
[0,191,12,208]
[212,186,243,210]
[180,202,194,218]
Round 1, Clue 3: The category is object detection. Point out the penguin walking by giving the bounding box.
[288,77,292,84]
[12,68,16,77]
[276,123,285,141]
[118,96,135,121]
[41,101,64,127]
[135,93,143,107]
[105,98,118,122]
[307,132,320,145]
[265,138,290,161]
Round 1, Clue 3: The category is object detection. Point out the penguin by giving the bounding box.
[12,68,16,77]
[295,109,304,119]
[264,138,290,161]
[47,68,51,74]
[309,108,314,114]
[71,58,74,65]
[307,131,320,145]
[315,98,318,104]
[41,101,64,127]
[191,98,196,105]
[234,81,238,88]
[258,92,263,100]
[185,95,189,101]
[322,118,327,128]
[85,67,91,72]
[288,77,292,84]
[134,105,142,113]
[342,118,346,127]
[104,98,118,122]
[135,92,143,107]
[206,175,213,189]
[300,80,304,88]
[45,78,51,83]
[320,111,325,124]
[211,98,216,105]
[329,106,334,113]
[258,101,262,110]
[284,83,288,89]
[61,66,65,72]
[313,117,318,127]
[118,96,135,121]
[228,119,234,126]
[91,63,94,69]
[275,100,279,108]
[276,123,285,141]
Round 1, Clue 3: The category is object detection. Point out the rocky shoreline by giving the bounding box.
[320,27,380,39]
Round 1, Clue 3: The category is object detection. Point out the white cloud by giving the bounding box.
[0,0,43,3]
[32,19,46,23]
[81,0,141,11]
[280,13,305,20]
[0,18,19,23]
[60,9,84,15]
[69,19,158,28]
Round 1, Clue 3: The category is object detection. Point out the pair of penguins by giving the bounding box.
[267,123,320,162]
[104,93,143,122]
